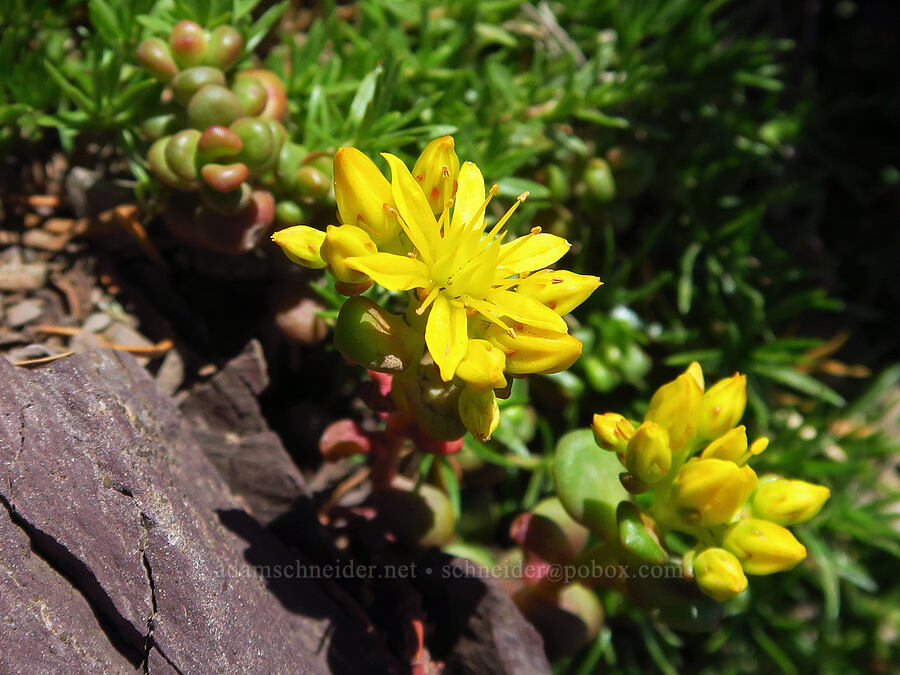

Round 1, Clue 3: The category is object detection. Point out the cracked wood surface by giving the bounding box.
[0,350,372,674]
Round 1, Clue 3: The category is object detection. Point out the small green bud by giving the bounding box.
[169,20,207,68]
[295,165,330,199]
[333,296,416,372]
[274,141,308,193]
[204,26,243,71]
[582,158,616,203]
[187,84,244,130]
[136,38,178,82]
[170,66,225,106]
[458,386,500,441]
[274,200,305,226]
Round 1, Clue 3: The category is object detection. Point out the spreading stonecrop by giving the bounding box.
[590,362,830,602]
[273,137,600,442]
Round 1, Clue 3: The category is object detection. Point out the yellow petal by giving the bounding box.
[498,233,571,275]
[450,161,486,233]
[346,252,429,291]
[381,153,438,262]
[485,289,569,333]
[514,269,602,315]
[425,293,468,381]
[333,147,397,243]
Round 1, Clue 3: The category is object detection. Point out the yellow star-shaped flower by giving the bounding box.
[346,154,600,381]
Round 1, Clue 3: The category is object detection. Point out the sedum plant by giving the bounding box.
[136,19,333,253]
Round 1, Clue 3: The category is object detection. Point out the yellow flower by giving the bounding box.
[347,156,598,381]
[412,136,460,215]
[333,147,399,244]
[272,225,326,268]
[625,421,671,485]
[671,458,758,526]
[701,373,747,439]
[692,547,748,602]
[458,386,500,441]
[751,478,830,525]
[455,339,507,390]
[591,412,634,453]
[645,368,704,450]
[700,426,748,463]
[320,224,377,285]
[722,518,806,575]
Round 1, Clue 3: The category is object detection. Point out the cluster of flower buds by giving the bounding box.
[273,136,601,443]
[590,362,830,602]
[136,21,333,253]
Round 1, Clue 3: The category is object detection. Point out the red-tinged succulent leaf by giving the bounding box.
[170,66,224,105]
[200,162,248,192]
[205,26,243,71]
[187,85,243,130]
[234,69,287,120]
[197,125,243,160]
[164,129,201,182]
[136,37,178,81]
[231,76,267,117]
[169,20,207,68]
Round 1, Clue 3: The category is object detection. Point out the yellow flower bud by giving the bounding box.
[701,373,747,439]
[321,224,377,284]
[751,478,830,525]
[412,136,460,214]
[686,361,705,390]
[672,458,758,526]
[722,518,807,575]
[333,147,399,244]
[692,547,748,602]
[514,270,603,316]
[271,225,326,269]
[591,413,634,453]
[456,339,507,390]
[625,421,671,484]
[645,369,704,450]
[700,426,748,462]
[458,385,500,441]
[487,325,583,375]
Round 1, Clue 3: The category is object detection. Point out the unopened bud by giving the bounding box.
[700,426,748,462]
[272,225,326,269]
[591,413,634,453]
[722,518,806,575]
[456,339,507,390]
[671,458,757,526]
[515,269,602,316]
[487,325,583,375]
[701,373,747,439]
[645,368,704,450]
[692,548,748,602]
[458,386,500,441]
[625,421,671,484]
[751,478,830,525]
[411,136,460,214]
[321,224,377,284]
[333,147,398,244]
